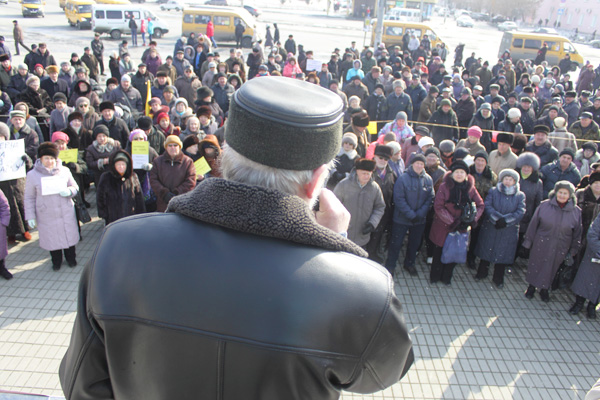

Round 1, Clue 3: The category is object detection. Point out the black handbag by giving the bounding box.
[552,262,577,291]
[73,193,92,224]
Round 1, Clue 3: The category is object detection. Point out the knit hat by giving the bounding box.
[395,111,407,121]
[354,158,376,172]
[424,147,441,159]
[498,168,519,184]
[392,79,405,89]
[157,112,170,123]
[352,110,369,128]
[121,74,131,83]
[496,132,514,145]
[553,180,575,197]
[559,147,575,160]
[164,134,183,149]
[507,108,521,119]
[440,99,452,107]
[196,105,212,119]
[534,124,550,134]
[386,141,401,155]
[548,105,560,112]
[589,171,600,185]
[99,101,115,112]
[53,92,67,104]
[37,142,59,159]
[553,117,566,129]
[582,141,598,153]
[467,126,482,138]
[454,147,470,160]
[68,111,83,123]
[414,125,430,136]
[516,152,540,171]
[474,150,488,163]
[0,122,8,141]
[93,124,110,139]
[374,144,393,159]
[342,132,358,148]
[163,85,176,94]
[51,131,70,143]
[129,129,147,142]
[429,86,439,94]
[137,116,153,130]
[197,86,214,99]
[9,110,26,119]
[439,139,455,154]
[410,153,426,165]
[450,160,469,174]
[480,103,492,111]
[418,136,434,148]
[182,134,200,151]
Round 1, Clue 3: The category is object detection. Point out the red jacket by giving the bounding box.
[207,21,214,38]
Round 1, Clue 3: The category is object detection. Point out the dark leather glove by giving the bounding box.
[495,218,507,229]
[362,223,375,235]
[21,155,28,162]
[66,162,80,173]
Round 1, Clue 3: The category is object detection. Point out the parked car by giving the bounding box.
[456,15,474,28]
[243,4,260,17]
[471,12,489,21]
[533,27,558,35]
[204,0,226,4]
[590,40,600,48]
[160,0,183,11]
[498,21,518,31]
[491,15,508,24]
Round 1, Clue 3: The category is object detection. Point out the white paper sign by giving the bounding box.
[41,176,68,196]
[0,139,27,182]
[305,59,323,72]
[131,141,149,170]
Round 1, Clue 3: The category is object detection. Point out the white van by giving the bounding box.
[92,4,169,39]
[384,7,421,22]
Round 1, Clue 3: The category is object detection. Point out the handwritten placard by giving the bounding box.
[59,149,78,164]
[194,157,211,177]
[305,59,323,72]
[0,139,26,182]
[131,141,149,169]
[41,176,68,196]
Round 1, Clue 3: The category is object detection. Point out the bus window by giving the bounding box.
[425,29,437,41]
[95,9,105,18]
[195,14,210,24]
[512,38,523,48]
[385,26,403,36]
[106,10,121,19]
[524,39,541,49]
[214,15,230,26]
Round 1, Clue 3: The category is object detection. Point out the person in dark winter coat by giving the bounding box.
[405,74,427,117]
[149,135,196,212]
[86,125,121,187]
[523,181,582,302]
[540,148,581,199]
[365,145,397,263]
[474,169,526,287]
[364,83,387,122]
[94,101,130,148]
[96,150,145,225]
[385,154,434,276]
[385,80,413,120]
[525,124,559,167]
[429,161,484,285]
[570,212,600,319]
[455,88,476,138]
[428,98,459,145]
[570,111,600,141]
[328,133,358,190]
[515,152,543,256]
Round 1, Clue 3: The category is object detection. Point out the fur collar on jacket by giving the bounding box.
[469,164,493,180]
[167,178,368,258]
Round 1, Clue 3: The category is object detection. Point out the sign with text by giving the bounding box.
[194,157,211,178]
[59,149,78,164]
[41,176,68,196]
[0,139,26,182]
[305,59,323,72]
[131,141,149,169]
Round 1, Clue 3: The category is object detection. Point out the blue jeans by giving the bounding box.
[131,28,138,46]
[385,222,426,274]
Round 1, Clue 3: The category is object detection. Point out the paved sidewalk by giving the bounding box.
[0,189,599,399]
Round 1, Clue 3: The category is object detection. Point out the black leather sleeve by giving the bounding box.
[59,260,114,399]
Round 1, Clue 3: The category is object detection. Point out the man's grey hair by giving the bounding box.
[221,146,332,197]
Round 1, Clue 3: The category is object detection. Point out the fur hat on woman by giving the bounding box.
[439,139,455,154]
[450,160,469,174]
[355,158,376,172]
[516,152,541,171]
[38,142,60,159]
[550,180,576,201]
[342,132,358,148]
[498,168,519,184]
[589,171,600,185]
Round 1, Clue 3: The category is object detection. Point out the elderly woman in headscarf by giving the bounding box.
[17,75,53,140]
[74,97,100,131]
[523,180,582,302]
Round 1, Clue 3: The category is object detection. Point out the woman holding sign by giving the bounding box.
[96,150,145,225]
[125,129,158,212]
[24,142,79,271]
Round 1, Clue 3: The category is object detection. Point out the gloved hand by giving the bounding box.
[21,155,28,162]
[564,253,575,267]
[495,218,507,229]
[142,163,153,171]
[27,219,36,229]
[66,162,79,173]
[59,189,71,197]
[362,223,375,235]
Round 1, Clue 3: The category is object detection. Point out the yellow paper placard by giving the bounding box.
[367,121,378,135]
[59,149,78,164]
[131,141,149,155]
[194,157,211,177]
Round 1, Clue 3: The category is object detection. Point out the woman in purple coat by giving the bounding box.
[0,189,12,280]
[24,142,80,271]
[523,180,582,302]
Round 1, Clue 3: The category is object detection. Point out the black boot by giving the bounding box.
[0,260,12,280]
[540,289,550,303]
[525,285,535,299]
[474,262,488,281]
[569,296,586,314]
[587,302,598,319]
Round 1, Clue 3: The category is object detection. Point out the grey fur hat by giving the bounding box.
[439,139,455,154]
[549,180,576,202]
[516,152,541,171]
[498,168,519,184]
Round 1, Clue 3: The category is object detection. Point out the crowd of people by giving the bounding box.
[0,25,598,321]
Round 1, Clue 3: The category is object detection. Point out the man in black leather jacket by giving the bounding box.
[59,76,414,400]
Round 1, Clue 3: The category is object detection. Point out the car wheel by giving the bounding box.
[594,43,600,49]
[110,29,121,39]
[153,28,162,38]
